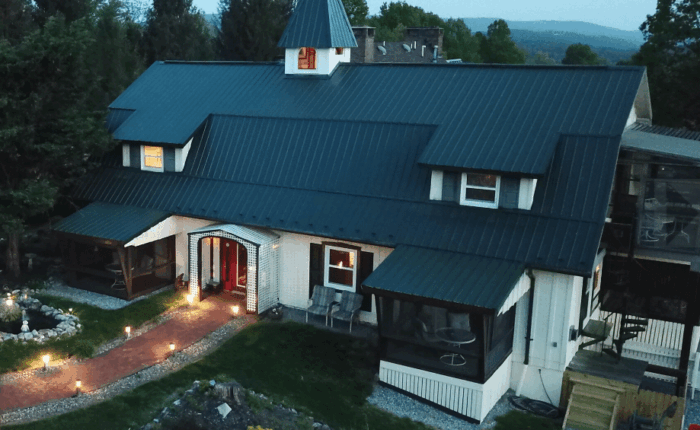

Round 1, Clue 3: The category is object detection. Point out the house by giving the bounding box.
[351,26,447,64]
[53,0,697,424]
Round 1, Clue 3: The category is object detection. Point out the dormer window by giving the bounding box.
[143,146,164,172]
[298,47,317,69]
[461,173,500,208]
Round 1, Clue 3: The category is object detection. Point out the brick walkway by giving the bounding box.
[0,292,252,411]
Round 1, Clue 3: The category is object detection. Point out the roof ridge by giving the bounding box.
[206,113,438,128]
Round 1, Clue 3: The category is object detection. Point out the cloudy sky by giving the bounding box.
[192,0,659,32]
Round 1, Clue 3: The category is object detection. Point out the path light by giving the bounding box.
[42,354,50,370]
[186,294,194,306]
[68,308,73,313]
[231,305,240,317]
[5,298,12,307]
[75,380,82,394]
[169,343,175,355]
[125,326,131,338]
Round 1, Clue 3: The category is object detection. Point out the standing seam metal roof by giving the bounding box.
[277,0,357,48]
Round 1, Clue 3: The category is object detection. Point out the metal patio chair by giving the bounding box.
[306,285,336,326]
[330,291,364,333]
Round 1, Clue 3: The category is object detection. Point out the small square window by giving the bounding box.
[335,47,344,55]
[298,47,317,70]
[142,146,163,172]
[460,173,500,208]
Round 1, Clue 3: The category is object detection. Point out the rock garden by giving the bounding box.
[0,289,81,343]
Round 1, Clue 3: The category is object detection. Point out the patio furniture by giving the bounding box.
[306,285,336,325]
[105,263,126,290]
[330,291,364,333]
[435,327,476,366]
[413,316,442,343]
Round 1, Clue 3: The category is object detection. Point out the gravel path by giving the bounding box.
[39,277,172,310]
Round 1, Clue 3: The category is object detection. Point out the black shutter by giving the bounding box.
[442,171,460,203]
[499,176,520,209]
[309,243,323,298]
[129,145,140,168]
[358,251,374,311]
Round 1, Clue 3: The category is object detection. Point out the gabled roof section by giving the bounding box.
[109,62,645,164]
[363,245,524,311]
[105,108,134,134]
[277,0,357,48]
[621,127,700,162]
[53,202,170,243]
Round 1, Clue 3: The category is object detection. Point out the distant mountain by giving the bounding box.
[462,18,643,64]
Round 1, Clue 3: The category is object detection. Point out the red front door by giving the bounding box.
[221,239,247,296]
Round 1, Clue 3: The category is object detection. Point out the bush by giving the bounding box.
[0,303,22,322]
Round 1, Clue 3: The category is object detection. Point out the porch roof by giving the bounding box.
[362,245,524,312]
[188,223,279,245]
[53,202,170,243]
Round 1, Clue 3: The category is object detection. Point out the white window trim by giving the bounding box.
[460,173,500,208]
[323,245,357,292]
[141,145,164,172]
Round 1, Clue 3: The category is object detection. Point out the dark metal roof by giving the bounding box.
[362,245,524,310]
[108,62,643,176]
[531,135,620,222]
[105,108,134,134]
[621,128,700,162]
[53,202,170,243]
[277,0,357,48]
[630,123,700,141]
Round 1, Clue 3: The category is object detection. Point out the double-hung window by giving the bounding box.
[460,173,500,208]
[324,245,357,291]
[142,146,164,172]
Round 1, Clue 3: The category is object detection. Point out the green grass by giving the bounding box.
[0,289,185,374]
[7,322,432,430]
[494,410,560,430]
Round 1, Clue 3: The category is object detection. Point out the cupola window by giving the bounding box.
[298,47,317,69]
[143,146,164,171]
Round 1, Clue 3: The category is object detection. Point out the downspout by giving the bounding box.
[517,269,536,396]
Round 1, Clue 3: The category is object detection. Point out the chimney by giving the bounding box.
[351,26,375,63]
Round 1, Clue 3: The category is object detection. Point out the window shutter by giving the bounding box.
[309,243,323,298]
[358,251,374,312]
[130,145,140,168]
[442,171,459,203]
[499,176,520,209]
[164,147,176,172]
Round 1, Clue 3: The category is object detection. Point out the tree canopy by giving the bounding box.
[217,0,291,61]
[562,43,604,65]
[631,0,699,129]
[141,0,214,65]
[341,0,368,26]
[478,19,526,64]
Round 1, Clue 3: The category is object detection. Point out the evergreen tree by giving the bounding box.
[562,43,604,65]
[478,19,526,64]
[217,0,291,61]
[0,0,35,44]
[141,0,214,65]
[33,0,95,26]
[0,16,115,277]
[632,0,700,129]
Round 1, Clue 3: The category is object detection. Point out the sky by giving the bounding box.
[192,0,659,32]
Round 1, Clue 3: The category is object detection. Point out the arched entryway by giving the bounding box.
[188,224,279,314]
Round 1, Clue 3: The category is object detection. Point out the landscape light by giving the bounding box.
[232,305,240,316]
[5,299,12,307]
[42,354,50,369]
[125,326,131,338]
[169,343,175,352]
[68,308,73,313]
[186,294,194,305]
[75,380,82,394]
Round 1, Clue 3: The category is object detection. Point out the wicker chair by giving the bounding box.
[306,285,336,325]
[330,291,364,333]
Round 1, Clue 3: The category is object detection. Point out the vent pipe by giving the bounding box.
[421,45,425,57]
[433,45,438,63]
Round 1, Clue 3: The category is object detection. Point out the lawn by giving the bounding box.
[6,322,432,430]
[0,289,186,374]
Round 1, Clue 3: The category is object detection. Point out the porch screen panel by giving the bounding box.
[257,238,280,314]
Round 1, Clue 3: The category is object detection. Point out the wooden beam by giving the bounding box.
[118,247,133,299]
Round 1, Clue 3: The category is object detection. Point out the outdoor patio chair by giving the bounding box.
[306,285,336,326]
[330,291,364,333]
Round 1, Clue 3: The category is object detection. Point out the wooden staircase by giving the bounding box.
[603,315,649,361]
[562,378,625,430]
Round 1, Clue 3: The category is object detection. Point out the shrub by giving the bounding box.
[0,303,22,323]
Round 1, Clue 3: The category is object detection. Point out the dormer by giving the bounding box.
[277,0,357,76]
[121,138,193,173]
[429,170,537,210]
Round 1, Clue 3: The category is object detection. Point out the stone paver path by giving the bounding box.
[0,293,250,411]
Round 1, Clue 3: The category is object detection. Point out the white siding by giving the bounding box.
[174,138,192,172]
[626,104,638,128]
[430,170,443,200]
[518,178,537,210]
[379,358,511,422]
[122,144,130,167]
[174,217,218,278]
[273,231,393,324]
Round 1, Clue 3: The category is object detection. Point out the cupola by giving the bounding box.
[277,0,357,76]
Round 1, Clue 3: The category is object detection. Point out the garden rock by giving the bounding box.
[217,403,232,419]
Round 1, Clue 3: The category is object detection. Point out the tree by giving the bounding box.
[529,50,557,65]
[33,0,95,26]
[478,19,526,64]
[442,18,480,62]
[0,16,114,277]
[217,0,291,61]
[631,0,700,129]
[341,0,368,26]
[562,43,603,65]
[141,0,214,65]
[0,0,35,44]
